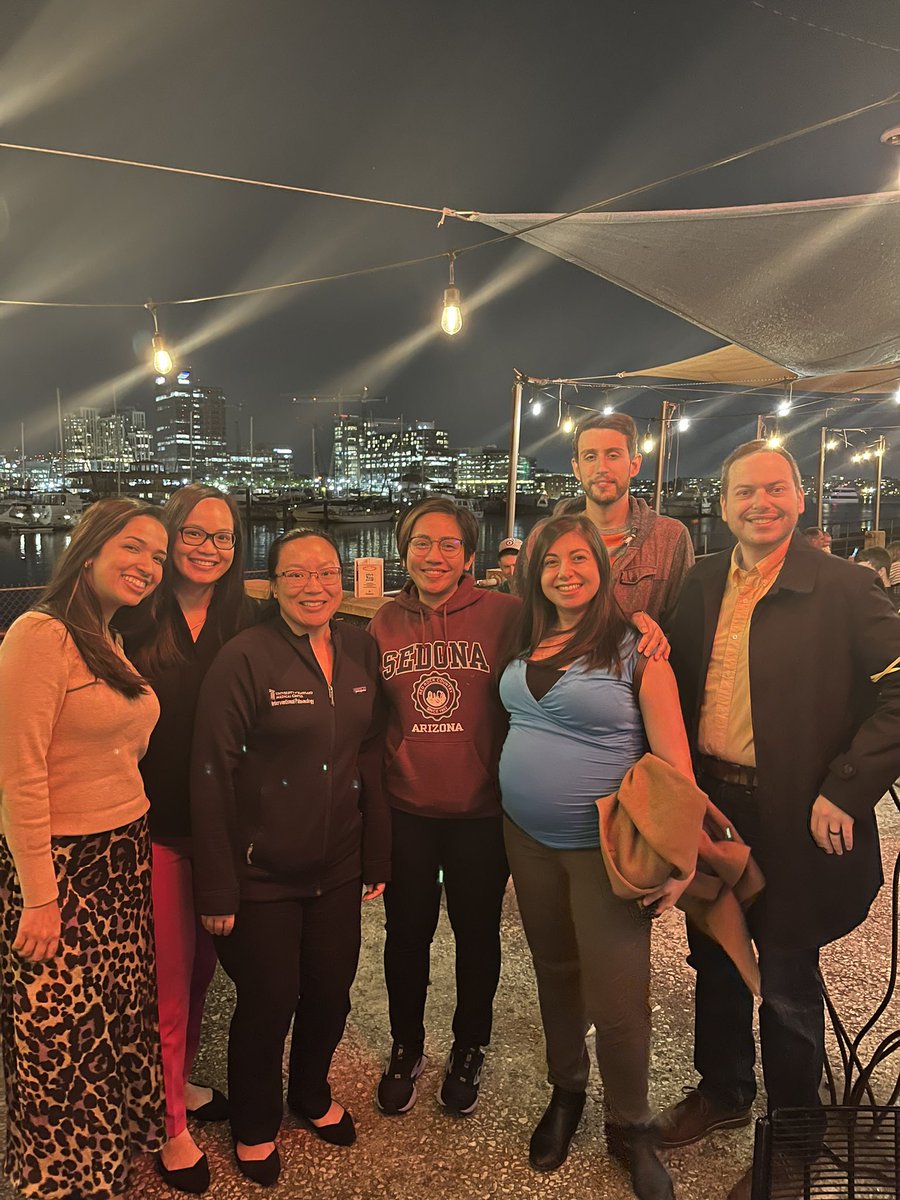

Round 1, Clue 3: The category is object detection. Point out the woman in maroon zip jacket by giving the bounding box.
[191,530,390,1188]
[369,498,520,1118]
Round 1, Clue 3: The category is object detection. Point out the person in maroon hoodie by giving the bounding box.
[369,498,519,1118]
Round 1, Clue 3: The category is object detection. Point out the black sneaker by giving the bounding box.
[438,1043,484,1115]
[376,1042,426,1115]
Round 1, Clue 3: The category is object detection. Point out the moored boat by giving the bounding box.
[827,485,860,504]
[0,491,85,530]
[327,503,395,524]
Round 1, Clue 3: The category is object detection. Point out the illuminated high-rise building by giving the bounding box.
[63,408,99,472]
[455,446,535,496]
[154,369,227,480]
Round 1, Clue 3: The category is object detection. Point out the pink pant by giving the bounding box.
[151,838,219,1138]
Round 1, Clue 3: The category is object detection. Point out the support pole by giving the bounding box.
[506,374,524,538]
[816,426,827,530]
[56,388,65,490]
[756,414,766,441]
[874,435,885,534]
[653,401,674,514]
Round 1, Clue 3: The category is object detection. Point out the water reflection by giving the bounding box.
[0,502,897,590]
[0,529,74,587]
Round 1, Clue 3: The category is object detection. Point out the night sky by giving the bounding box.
[0,0,897,479]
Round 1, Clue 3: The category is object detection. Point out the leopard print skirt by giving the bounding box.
[0,816,165,1199]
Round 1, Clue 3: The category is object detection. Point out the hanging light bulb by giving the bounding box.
[825,438,839,451]
[152,335,174,376]
[767,434,783,449]
[602,405,614,417]
[777,400,792,417]
[642,433,656,454]
[146,303,175,375]
[531,400,543,417]
[561,413,574,435]
[677,416,690,433]
[440,255,463,336]
[893,387,900,405]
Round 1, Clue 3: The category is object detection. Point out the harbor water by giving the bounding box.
[0,503,896,591]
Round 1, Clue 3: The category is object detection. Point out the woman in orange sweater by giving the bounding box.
[0,499,169,1200]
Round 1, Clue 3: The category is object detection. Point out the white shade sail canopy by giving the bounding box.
[473,192,900,378]
[616,344,900,395]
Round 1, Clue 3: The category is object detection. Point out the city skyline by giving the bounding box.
[4,394,897,514]
[0,1,896,480]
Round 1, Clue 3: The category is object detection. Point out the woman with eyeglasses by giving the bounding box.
[117,484,256,1195]
[191,529,390,1187]
[368,498,519,1118]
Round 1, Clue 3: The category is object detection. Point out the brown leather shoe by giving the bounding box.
[655,1088,752,1148]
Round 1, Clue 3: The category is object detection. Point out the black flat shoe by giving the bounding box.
[186,1087,229,1122]
[155,1150,210,1195]
[296,1107,357,1147]
[234,1145,281,1187]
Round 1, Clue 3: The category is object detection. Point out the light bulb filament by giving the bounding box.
[152,334,174,375]
[441,286,463,336]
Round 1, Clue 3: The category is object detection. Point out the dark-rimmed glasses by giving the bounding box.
[179,526,236,550]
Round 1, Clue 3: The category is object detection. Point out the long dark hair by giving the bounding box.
[38,497,166,698]
[127,484,251,677]
[512,514,632,673]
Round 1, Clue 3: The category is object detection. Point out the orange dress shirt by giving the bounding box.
[697,538,791,767]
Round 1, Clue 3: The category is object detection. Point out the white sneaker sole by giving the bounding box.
[375,1056,426,1116]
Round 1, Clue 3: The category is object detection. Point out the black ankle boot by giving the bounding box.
[529,1085,586,1172]
[604,1121,674,1200]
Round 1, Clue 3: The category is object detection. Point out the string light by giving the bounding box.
[531,400,543,417]
[767,434,783,449]
[893,387,900,404]
[602,405,614,416]
[777,399,792,417]
[677,415,690,433]
[440,255,463,336]
[146,303,174,375]
[826,438,839,450]
[561,410,574,435]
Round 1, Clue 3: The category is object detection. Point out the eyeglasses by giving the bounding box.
[408,536,464,555]
[179,526,236,550]
[274,567,343,587]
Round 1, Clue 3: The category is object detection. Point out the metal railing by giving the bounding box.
[0,586,43,633]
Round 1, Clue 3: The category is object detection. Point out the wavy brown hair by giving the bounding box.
[38,498,166,698]
[511,514,632,673]
[124,484,252,678]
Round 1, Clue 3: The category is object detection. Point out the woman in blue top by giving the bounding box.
[499,514,694,1200]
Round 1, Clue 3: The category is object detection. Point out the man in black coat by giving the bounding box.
[658,440,900,1200]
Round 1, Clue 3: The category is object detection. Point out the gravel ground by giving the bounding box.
[0,796,896,1200]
